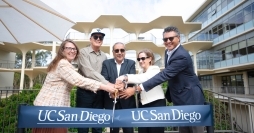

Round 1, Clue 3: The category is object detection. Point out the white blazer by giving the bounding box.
[127,65,165,105]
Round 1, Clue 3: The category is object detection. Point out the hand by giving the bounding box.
[116,75,125,81]
[114,80,125,91]
[119,87,135,99]
[107,82,115,87]
[110,90,119,99]
[100,84,117,93]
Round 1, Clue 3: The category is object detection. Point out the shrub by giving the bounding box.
[0,84,41,133]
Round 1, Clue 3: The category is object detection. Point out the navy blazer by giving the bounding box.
[142,45,205,105]
[101,58,136,109]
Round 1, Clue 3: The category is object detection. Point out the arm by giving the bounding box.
[127,66,159,84]
[77,50,108,84]
[141,55,188,91]
[58,60,116,93]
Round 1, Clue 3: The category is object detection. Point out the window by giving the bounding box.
[212,26,218,39]
[225,46,232,59]
[244,5,252,23]
[221,48,226,60]
[218,24,223,35]
[235,11,244,27]
[247,37,254,54]
[239,40,247,56]
[221,0,227,9]
[236,75,243,86]
[232,43,239,58]
[228,15,236,30]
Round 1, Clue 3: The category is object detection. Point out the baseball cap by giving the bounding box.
[90,28,105,37]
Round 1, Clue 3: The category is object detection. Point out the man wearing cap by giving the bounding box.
[76,29,114,133]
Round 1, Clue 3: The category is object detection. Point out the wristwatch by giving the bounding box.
[123,74,128,82]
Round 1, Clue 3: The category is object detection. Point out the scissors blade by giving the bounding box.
[112,91,118,123]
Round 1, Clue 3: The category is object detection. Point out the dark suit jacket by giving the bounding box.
[142,45,205,105]
[101,58,136,109]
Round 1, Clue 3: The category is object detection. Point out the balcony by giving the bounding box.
[66,32,186,45]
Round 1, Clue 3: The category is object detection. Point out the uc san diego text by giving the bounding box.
[38,109,201,124]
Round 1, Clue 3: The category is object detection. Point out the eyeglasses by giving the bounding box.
[65,47,77,52]
[93,35,104,41]
[114,49,125,53]
[162,35,178,42]
[137,57,149,61]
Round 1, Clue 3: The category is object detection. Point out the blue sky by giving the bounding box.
[41,0,206,37]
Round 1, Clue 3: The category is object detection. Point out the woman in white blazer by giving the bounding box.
[118,49,166,133]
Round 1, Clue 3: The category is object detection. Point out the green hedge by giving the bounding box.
[0,84,41,133]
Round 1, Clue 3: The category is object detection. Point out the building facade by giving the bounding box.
[187,0,254,95]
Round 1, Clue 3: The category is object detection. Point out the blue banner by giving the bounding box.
[18,105,213,128]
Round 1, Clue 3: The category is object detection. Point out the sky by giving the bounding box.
[41,0,206,38]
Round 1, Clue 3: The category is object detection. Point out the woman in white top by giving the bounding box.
[118,49,166,133]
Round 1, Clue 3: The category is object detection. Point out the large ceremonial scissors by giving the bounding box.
[112,90,118,123]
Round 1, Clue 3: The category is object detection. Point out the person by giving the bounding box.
[119,26,205,133]
[32,39,116,133]
[101,42,136,133]
[76,29,114,133]
[117,49,166,133]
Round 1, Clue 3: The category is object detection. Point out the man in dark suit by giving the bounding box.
[101,42,136,133]
[135,26,205,133]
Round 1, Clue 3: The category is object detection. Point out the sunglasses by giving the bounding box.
[137,57,149,61]
[93,35,104,41]
[162,35,178,42]
[114,49,125,53]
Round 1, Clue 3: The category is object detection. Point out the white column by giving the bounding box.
[192,52,198,75]
[85,33,90,39]
[243,71,249,94]
[29,76,33,89]
[19,51,26,90]
[135,33,140,40]
[52,41,56,58]
[109,27,114,58]
[185,34,189,42]
[32,50,35,67]
[248,105,254,133]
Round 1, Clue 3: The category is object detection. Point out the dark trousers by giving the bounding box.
[138,99,166,133]
[76,88,104,133]
[179,126,204,133]
[109,99,134,133]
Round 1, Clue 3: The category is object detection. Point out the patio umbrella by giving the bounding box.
[0,0,75,44]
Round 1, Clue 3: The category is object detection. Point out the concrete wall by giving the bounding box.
[0,50,15,88]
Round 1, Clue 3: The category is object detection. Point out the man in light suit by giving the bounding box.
[101,42,136,133]
[135,26,205,133]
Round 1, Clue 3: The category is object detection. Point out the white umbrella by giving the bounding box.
[0,0,75,43]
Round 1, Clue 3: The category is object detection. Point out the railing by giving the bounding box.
[1,88,253,133]
[211,86,254,95]
[66,32,188,45]
[205,89,254,133]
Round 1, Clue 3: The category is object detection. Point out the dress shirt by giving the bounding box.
[77,46,108,84]
[115,60,124,77]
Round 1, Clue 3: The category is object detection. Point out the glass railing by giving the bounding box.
[66,32,189,45]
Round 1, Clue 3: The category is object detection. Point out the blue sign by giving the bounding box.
[17,105,213,128]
